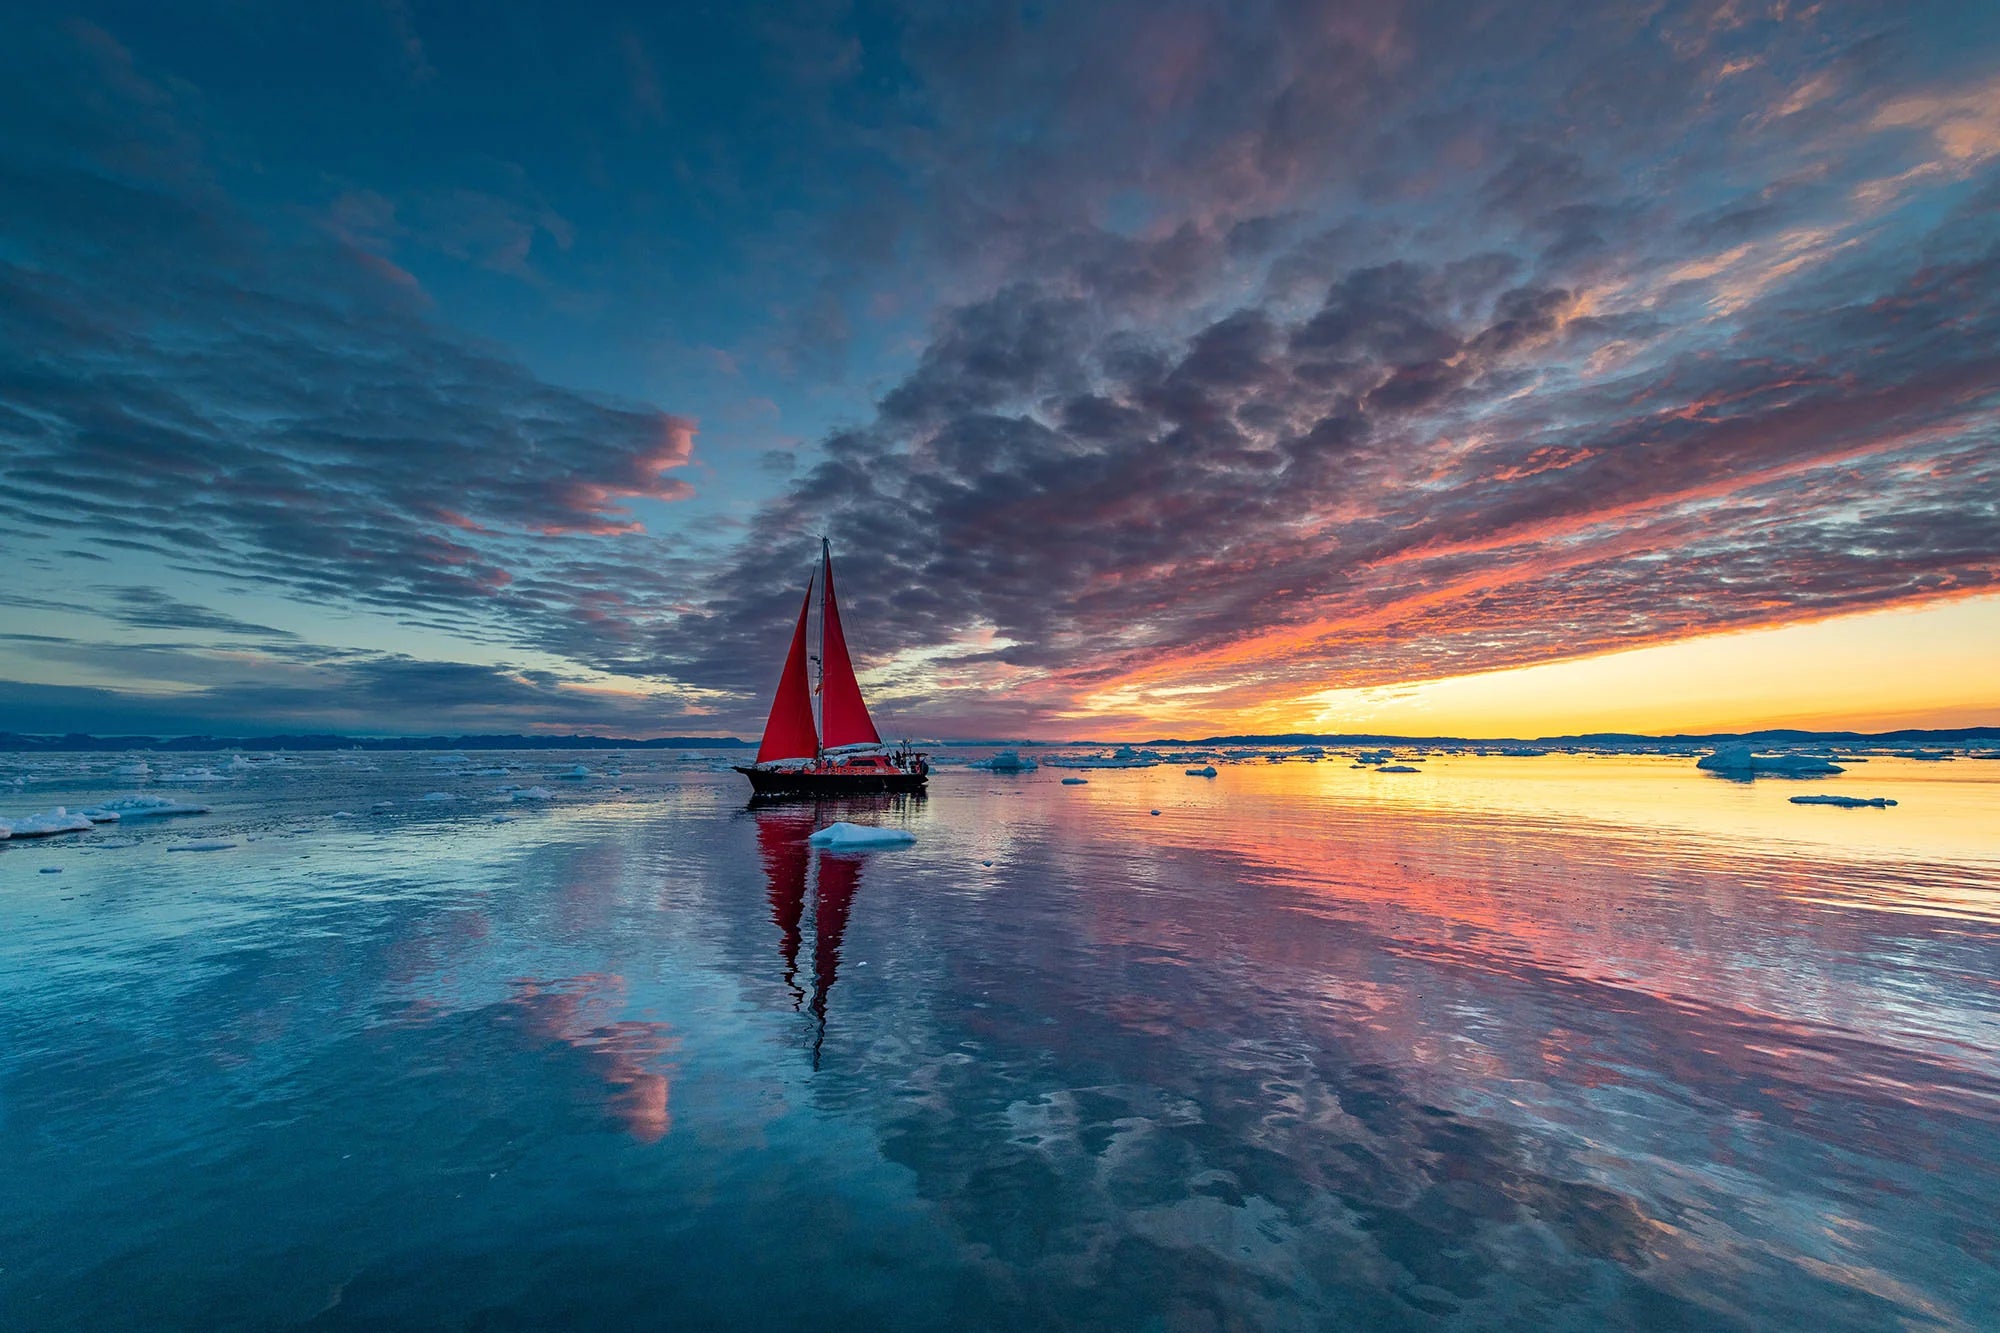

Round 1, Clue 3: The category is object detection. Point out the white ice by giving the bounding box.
[1696,746,1844,777]
[509,786,556,801]
[162,767,230,783]
[82,795,212,820]
[969,750,1039,772]
[807,821,916,848]
[0,807,97,839]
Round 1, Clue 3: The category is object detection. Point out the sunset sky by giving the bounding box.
[2,0,1996,740]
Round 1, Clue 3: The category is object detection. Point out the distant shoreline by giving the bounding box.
[2,726,1994,753]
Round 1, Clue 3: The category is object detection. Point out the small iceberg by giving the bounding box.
[1791,794,1898,808]
[1378,764,1420,773]
[509,786,556,801]
[1497,746,1549,757]
[112,760,152,779]
[1696,746,1844,777]
[1061,777,1088,785]
[968,749,1038,772]
[807,821,915,848]
[0,807,96,839]
[226,754,255,772]
[1185,766,1217,778]
[82,795,211,821]
[557,764,592,780]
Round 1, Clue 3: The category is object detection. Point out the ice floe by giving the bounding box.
[557,764,592,780]
[1696,746,1844,777]
[161,767,231,784]
[1185,766,1217,777]
[1061,777,1088,785]
[81,795,212,821]
[969,750,1038,772]
[1790,794,1898,808]
[1378,764,1420,773]
[0,807,96,839]
[421,791,459,802]
[807,822,915,848]
[167,839,237,852]
[509,786,555,801]
[1047,746,1162,770]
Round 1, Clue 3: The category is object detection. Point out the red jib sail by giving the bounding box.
[817,543,882,749]
[755,575,820,763]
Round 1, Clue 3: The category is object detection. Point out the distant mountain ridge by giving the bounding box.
[1,726,1993,752]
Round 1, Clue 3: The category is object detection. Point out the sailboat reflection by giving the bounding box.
[752,803,877,1068]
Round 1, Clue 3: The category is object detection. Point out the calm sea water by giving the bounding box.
[1,749,1996,1330]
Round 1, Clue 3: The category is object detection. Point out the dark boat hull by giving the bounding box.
[734,766,928,796]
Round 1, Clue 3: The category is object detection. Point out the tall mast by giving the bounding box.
[812,537,829,756]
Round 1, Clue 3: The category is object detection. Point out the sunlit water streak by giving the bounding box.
[0,750,1995,1330]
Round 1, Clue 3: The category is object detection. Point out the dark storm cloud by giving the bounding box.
[3,1,1997,734]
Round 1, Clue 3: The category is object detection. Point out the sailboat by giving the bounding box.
[734,540,929,796]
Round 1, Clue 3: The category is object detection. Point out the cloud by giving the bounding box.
[3,3,1997,737]
[0,19,699,674]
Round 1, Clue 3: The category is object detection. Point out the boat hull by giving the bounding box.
[734,766,928,796]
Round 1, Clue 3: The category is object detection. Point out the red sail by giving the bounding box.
[817,545,882,749]
[755,576,820,763]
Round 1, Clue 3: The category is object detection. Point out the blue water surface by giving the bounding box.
[1,750,1996,1330]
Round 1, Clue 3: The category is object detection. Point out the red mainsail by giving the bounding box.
[817,543,882,750]
[754,576,820,763]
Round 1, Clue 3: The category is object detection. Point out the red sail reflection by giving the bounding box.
[757,805,817,1009]
[752,805,868,1068]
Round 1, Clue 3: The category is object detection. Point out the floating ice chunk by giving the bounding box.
[430,754,469,766]
[226,754,254,772]
[1892,749,1952,762]
[1061,777,1088,785]
[0,807,96,838]
[1497,746,1549,757]
[1790,794,1898,808]
[489,813,515,823]
[162,767,230,783]
[1696,746,1844,777]
[807,821,915,848]
[39,866,61,874]
[510,786,555,801]
[167,839,237,852]
[1185,766,1217,777]
[969,750,1038,772]
[421,791,459,802]
[330,811,357,819]
[1150,809,1161,816]
[1378,764,1420,773]
[557,765,591,780]
[82,795,211,820]
[112,760,151,778]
